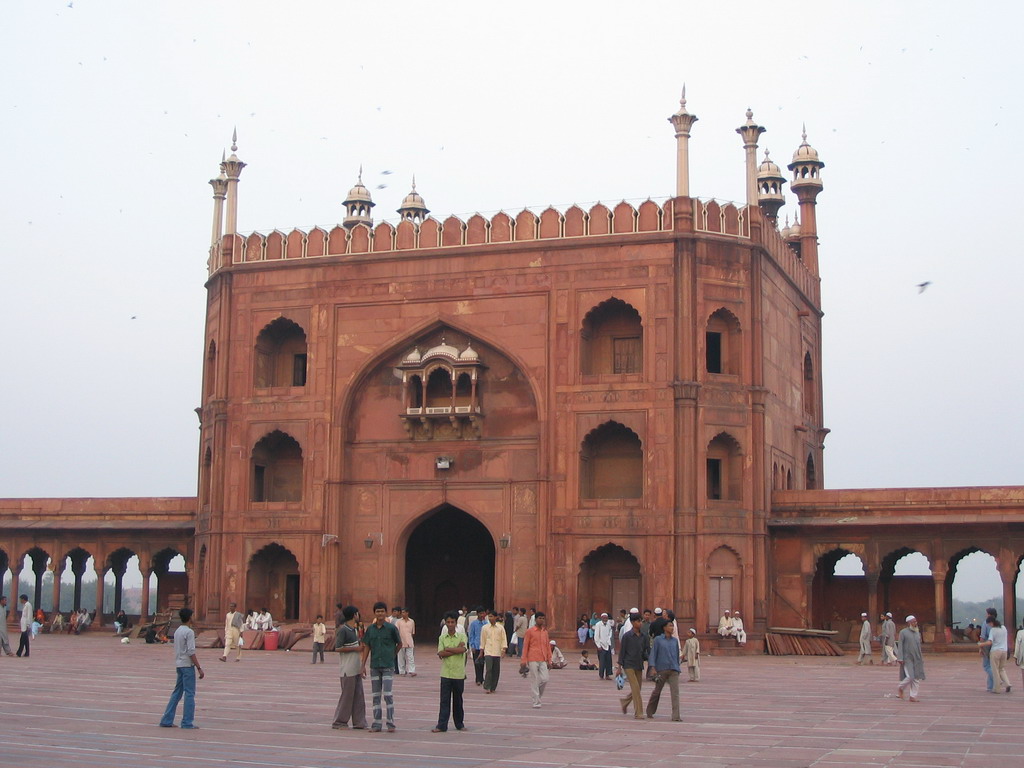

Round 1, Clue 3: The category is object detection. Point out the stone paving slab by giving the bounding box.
[1,634,1022,767]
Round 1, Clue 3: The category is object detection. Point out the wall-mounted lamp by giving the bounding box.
[321,534,339,547]
[436,456,453,470]
[499,534,511,549]
[364,532,383,550]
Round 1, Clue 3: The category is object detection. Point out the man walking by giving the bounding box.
[880,612,897,665]
[361,601,401,732]
[979,607,997,691]
[520,611,552,708]
[481,610,507,693]
[432,611,468,732]
[158,608,204,729]
[16,594,32,657]
[645,621,681,721]
[395,608,417,676]
[0,596,14,656]
[857,612,873,665]
[896,615,925,702]
[468,609,486,686]
[617,613,648,719]
[594,612,615,680]
[332,605,367,730]
[220,601,244,662]
[513,608,528,658]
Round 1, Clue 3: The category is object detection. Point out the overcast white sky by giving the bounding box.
[2,1,1021,517]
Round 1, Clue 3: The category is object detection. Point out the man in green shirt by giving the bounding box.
[361,601,400,732]
[432,611,468,732]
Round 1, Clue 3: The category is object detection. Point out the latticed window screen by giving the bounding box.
[613,336,641,374]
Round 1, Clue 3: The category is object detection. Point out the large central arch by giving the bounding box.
[404,506,494,624]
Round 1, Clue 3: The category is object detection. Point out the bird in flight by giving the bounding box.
[916,281,931,294]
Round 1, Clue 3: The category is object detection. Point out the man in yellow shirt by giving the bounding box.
[432,611,468,732]
[480,609,508,693]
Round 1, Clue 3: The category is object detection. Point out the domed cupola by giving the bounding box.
[756,149,787,224]
[397,177,430,223]
[343,167,375,229]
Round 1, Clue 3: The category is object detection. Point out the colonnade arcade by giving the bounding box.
[800,530,1024,642]
[0,530,193,624]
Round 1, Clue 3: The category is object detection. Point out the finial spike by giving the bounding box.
[801,123,807,142]
[221,149,226,163]
[411,174,416,191]
[358,164,363,183]
[680,84,687,108]
[231,127,238,152]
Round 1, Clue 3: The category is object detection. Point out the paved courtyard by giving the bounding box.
[2,633,1020,768]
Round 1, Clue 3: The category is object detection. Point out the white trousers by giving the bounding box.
[528,661,549,705]
[898,674,920,699]
[222,627,242,659]
[397,646,416,674]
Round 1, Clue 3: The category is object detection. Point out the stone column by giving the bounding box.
[140,568,151,622]
[866,572,879,625]
[94,566,105,625]
[32,556,46,611]
[72,556,88,610]
[51,560,63,614]
[931,562,948,648]
[668,88,698,198]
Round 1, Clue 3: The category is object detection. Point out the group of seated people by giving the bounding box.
[717,609,747,644]
[244,609,275,631]
[42,609,95,635]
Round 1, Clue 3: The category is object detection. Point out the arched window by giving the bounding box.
[254,318,308,388]
[806,453,817,490]
[705,308,741,375]
[201,447,212,508]
[581,298,643,375]
[706,433,741,501]
[425,368,453,410]
[251,431,303,502]
[580,422,643,499]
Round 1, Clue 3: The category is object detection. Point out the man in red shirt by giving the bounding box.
[519,611,552,708]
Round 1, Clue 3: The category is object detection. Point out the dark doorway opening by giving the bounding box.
[405,506,494,625]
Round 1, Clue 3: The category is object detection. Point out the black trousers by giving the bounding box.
[472,649,486,684]
[17,630,30,657]
[597,648,613,679]
[484,655,501,691]
[436,677,465,730]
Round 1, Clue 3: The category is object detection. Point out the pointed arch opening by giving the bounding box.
[947,548,1002,632]
[879,548,934,627]
[706,308,742,375]
[247,543,300,621]
[706,432,742,501]
[577,543,641,617]
[806,453,817,490]
[580,422,643,500]
[803,351,815,418]
[581,298,643,376]
[254,317,308,388]
[251,431,304,503]
[811,548,867,629]
[404,506,495,624]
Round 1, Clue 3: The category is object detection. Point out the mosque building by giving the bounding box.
[2,93,1022,647]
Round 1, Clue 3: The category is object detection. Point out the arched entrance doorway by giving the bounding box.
[247,544,300,621]
[811,548,867,629]
[405,506,494,625]
[577,543,641,616]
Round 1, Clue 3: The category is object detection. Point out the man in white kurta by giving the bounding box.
[880,613,897,665]
[857,613,873,664]
[732,612,747,644]
[717,610,733,637]
[221,602,244,662]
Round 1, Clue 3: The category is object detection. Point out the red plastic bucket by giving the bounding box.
[263,630,279,651]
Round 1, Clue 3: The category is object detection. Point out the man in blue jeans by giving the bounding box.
[159,608,205,729]
[980,607,997,692]
[361,601,401,732]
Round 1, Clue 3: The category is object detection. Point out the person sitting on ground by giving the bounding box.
[718,609,734,637]
[114,610,129,635]
[732,611,747,645]
[549,640,567,669]
[51,612,65,633]
[78,610,93,632]
[579,650,597,670]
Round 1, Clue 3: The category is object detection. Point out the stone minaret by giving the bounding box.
[208,154,228,247]
[668,86,698,198]
[222,129,246,237]
[787,126,824,275]
[736,108,766,208]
